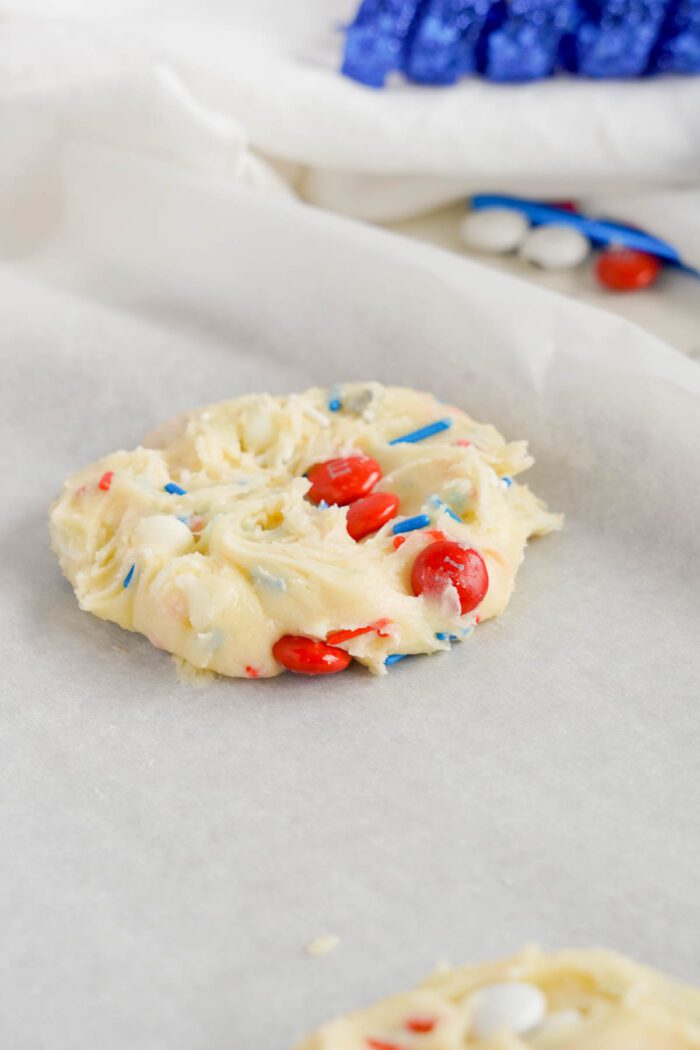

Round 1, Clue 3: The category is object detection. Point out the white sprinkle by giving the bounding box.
[301,402,330,427]
[470,981,547,1039]
[305,934,340,957]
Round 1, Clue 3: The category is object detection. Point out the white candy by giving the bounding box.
[470,981,547,1038]
[519,224,591,270]
[458,208,530,255]
[133,514,194,556]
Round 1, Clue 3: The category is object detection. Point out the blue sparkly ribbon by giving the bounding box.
[341,0,700,84]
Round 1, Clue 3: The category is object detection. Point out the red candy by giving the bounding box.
[326,619,391,645]
[406,1017,437,1033]
[595,248,661,292]
[272,635,351,675]
[307,456,382,506]
[347,491,400,540]
[548,199,578,213]
[98,470,114,492]
[411,540,488,615]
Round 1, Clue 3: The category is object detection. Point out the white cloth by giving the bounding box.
[1,1,700,267]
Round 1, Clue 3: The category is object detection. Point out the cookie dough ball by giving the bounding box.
[294,947,700,1049]
[50,384,561,679]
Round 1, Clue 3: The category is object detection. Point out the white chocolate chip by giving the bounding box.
[133,515,194,556]
[470,981,547,1038]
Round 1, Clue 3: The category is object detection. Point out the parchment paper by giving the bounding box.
[2,146,699,1050]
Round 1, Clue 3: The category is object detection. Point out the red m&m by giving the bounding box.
[406,1017,437,1033]
[272,635,351,675]
[347,491,400,540]
[306,456,382,506]
[411,540,488,615]
[595,248,661,291]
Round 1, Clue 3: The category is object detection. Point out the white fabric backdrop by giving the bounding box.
[1,0,699,265]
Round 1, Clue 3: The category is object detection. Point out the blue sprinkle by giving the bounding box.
[389,419,452,445]
[392,513,431,535]
[385,653,408,667]
[123,564,136,589]
[328,385,342,411]
[435,632,460,642]
[164,482,187,495]
[502,476,513,488]
[250,566,286,591]
[429,494,461,522]
[318,499,330,510]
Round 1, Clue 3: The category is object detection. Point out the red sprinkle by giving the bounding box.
[245,666,260,678]
[347,491,400,540]
[595,248,661,292]
[427,529,447,542]
[393,536,406,550]
[98,471,114,492]
[411,540,489,615]
[366,1041,402,1050]
[272,635,351,675]
[326,619,391,646]
[306,456,382,506]
[406,1017,437,1033]
[455,439,471,447]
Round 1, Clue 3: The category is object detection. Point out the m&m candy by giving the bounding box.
[594,248,661,291]
[346,491,400,540]
[272,635,352,675]
[411,540,488,614]
[306,456,382,506]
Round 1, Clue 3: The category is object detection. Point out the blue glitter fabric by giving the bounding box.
[566,0,669,77]
[652,0,700,72]
[341,0,424,87]
[402,0,497,83]
[485,0,578,80]
[341,0,700,82]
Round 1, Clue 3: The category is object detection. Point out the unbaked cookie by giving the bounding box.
[50,383,561,678]
[294,946,700,1049]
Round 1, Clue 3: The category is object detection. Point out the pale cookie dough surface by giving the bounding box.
[294,947,700,1050]
[50,383,561,678]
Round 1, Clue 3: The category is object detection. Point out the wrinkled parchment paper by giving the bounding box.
[2,147,699,1050]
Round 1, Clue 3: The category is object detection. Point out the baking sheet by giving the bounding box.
[2,145,700,1050]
